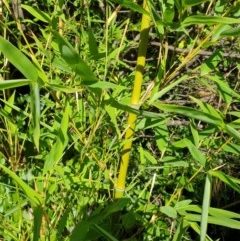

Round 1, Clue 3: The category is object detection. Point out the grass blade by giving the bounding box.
[0,37,38,81]
[200,173,212,241]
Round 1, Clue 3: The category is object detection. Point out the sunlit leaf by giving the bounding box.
[183,15,240,26]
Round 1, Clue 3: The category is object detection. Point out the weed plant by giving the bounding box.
[0,0,240,240]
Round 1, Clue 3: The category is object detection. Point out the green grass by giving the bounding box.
[0,0,240,240]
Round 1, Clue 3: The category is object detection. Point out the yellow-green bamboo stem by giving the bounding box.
[115,0,151,199]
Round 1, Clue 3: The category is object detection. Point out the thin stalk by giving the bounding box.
[114,0,151,199]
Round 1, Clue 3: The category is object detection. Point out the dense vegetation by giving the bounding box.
[0,0,240,240]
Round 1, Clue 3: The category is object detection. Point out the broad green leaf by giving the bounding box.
[109,0,149,15]
[183,0,212,7]
[172,138,189,148]
[0,37,38,81]
[0,164,43,206]
[188,142,206,166]
[174,200,192,209]
[0,79,31,89]
[160,206,178,219]
[200,173,212,241]
[143,149,158,164]
[21,4,51,23]
[190,120,200,146]
[183,15,240,26]
[52,31,98,82]
[152,102,224,127]
[163,7,175,23]
[154,120,169,152]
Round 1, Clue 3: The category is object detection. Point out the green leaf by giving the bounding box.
[183,0,212,7]
[0,79,31,89]
[152,102,224,127]
[225,124,240,141]
[207,75,237,104]
[160,206,178,219]
[188,142,206,166]
[190,96,223,120]
[108,0,149,15]
[220,26,240,37]
[43,103,70,174]
[0,37,38,81]
[105,198,129,216]
[209,170,240,194]
[172,219,189,241]
[154,120,169,152]
[21,4,51,23]
[200,173,212,241]
[183,15,240,26]
[88,28,99,59]
[69,221,91,241]
[150,74,189,102]
[30,83,41,151]
[185,214,240,229]
[93,223,118,241]
[143,149,158,164]
[223,142,240,155]
[52,31,98,83]
[33,206,44,241]
[0,164,43,206]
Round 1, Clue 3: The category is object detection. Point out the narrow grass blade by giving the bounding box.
[93,223,118,241]
[186,214,240,229]
[209,170,240,194]
[183,0,212,7]
[183,15,240,26]
[152,102,224,127]
[30,83,41,151]
[21,4,51,23]
[0,164,43,206]
[109,0,149,15]
[200,173,212,241]
[0,79,31,89]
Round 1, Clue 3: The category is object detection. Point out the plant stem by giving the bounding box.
[114,0,151,199]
